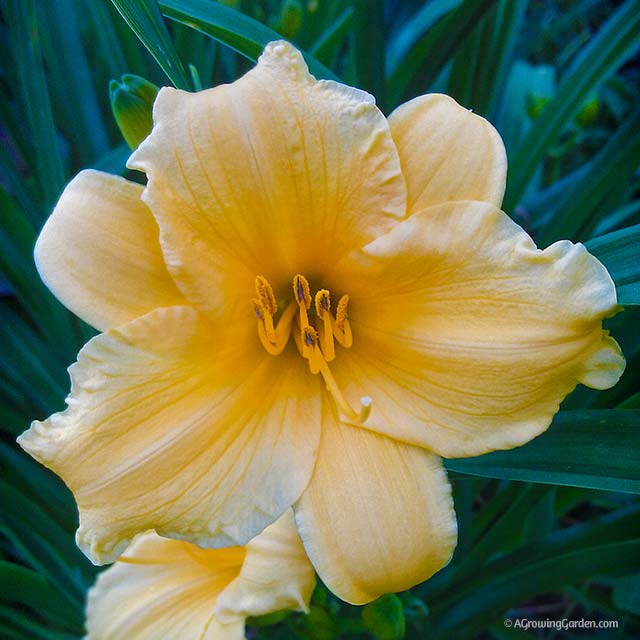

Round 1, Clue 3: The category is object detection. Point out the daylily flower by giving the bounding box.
[19,41,624,605]
[85,510,315,639]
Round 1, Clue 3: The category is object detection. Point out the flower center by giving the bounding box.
[252,274,371,424]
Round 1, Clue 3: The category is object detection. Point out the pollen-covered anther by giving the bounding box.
[255,275,277,316]
[254,276,277,342]
[333,294,352,348]
[252,299,264,321]
[293,274,312,309]
[293,274,312,329]
[253,276,297,355]
[315,289,335,361]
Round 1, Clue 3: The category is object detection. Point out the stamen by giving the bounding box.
[293,274,311,308]
[359,396,373,423]
[253,277,278,342]
[301,325,319,370]
[314,289,335,361]
[253,274,367,422]
[333,294,353,348]
[335,294,349,330]
[314,289,331,315]
[255,275,277,316]
[293,274,311,328]
[252,299,264,321]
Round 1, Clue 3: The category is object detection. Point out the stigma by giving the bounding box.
[252,274,370,424]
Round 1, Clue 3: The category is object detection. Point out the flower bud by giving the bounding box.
[109,74,159,150]
[576,95,600,128]
[362,594,406,640]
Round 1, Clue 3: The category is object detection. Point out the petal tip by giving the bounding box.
[259,40,311,79]
[579,334,626,390]
[76,525,131,566]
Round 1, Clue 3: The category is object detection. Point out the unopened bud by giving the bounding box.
[362,594,406,640]
[109,74,159,150]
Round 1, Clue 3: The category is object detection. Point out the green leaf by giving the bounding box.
[429,507,640,637]
[386,0,460,80]
[387,0,498,107]
[0,562,83,632]
[447,0,527,118]
[540,104,640,243]
[482,0,528,119]
[445,411,640,493]
[5,0,66,209]
[158,0,339,81]
[586,224,640,305]
[308,7,352,66]
[504,0,640,211]
[613,574,640,614]
[352,0,386,108]
[36,0,109,163]
[0,189,78,351]
[110,0,191,89]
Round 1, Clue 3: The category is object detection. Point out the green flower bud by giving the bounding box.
[526,93,552,120]
[109,74,159,150]
[576,95,600,128]
[362,594,406,640]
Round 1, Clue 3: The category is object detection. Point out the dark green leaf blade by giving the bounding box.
[587,224,640,305]
[158,0,339,81]
[445,411,640,493]
[387,0,498,107]
[504,0,640,211]
[110,0,191,89]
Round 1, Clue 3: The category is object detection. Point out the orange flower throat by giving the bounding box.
[252,274,371,424]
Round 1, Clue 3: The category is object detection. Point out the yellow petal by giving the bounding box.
[128,41,406,319]
[388,94,507,213]
[34,170,185,331]
[333,200,625,458]
[18,306,320,564]
[86,533,245,640]
[215,510,316,623]
[293,411,456,605]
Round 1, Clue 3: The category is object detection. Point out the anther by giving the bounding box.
[255,276,277,316]
[315,289,335,361]
[293,274,312,309]
[315,289,330,315]
[335,294,349,330]
[303,326,318,347]
[252,299,264,320]
[334,294,352,348]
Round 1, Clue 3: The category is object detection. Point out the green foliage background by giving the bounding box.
[1,0,640,638]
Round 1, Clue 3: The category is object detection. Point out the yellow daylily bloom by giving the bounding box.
[86,510,315,639]
[19,41,624,605]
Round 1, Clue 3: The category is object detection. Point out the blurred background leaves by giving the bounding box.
[0,0,639,638]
